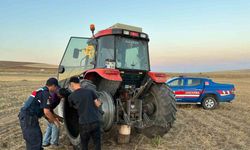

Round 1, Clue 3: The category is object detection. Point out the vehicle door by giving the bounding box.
[58,37,95,85]
[182,78,204,102]
[167,78,185,102]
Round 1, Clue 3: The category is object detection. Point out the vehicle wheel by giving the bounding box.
[97,91,115,131]
[63,90,115,149]
[140,83,177,138]
[62,80,95,150]
[63,97,81,150]
[202,96,218,110]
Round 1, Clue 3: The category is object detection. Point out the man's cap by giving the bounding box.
[46,77,59,86]
[69,76,80,83]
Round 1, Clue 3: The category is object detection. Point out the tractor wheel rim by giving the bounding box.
[205,99,214,108]
[144,92,158,119]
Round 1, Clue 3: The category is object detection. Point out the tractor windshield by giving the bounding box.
[116,36,149,70]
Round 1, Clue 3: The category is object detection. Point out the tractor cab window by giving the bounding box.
[116,36,149,70]
[59,37,95,80]
[96,36,115,68]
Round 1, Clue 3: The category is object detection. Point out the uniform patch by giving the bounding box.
[47,99,50,105]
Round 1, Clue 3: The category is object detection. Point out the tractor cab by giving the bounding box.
[93,24,150,71]
[58,23,150,85]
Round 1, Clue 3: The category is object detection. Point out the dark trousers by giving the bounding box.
[18,110,43,150]
[79,122,101,150]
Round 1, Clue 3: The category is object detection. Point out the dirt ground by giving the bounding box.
[0,62,249,150]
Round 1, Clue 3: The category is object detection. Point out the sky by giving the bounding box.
[0,0,250,72]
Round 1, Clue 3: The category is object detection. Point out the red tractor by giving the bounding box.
[57,23,176,148]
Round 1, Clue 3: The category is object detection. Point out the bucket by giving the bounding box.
[117,125,131,144]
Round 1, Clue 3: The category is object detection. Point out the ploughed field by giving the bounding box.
[0,61,249,150]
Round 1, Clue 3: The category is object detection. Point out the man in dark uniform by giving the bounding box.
[68,76,102,150]
[18,78,61,150]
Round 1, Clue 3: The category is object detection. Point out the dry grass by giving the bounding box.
[0,62,249,150]
[0,61,57,81]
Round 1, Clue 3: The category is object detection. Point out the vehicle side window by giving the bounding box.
[169,79,184,87]
[97,36,115,68]
[187,79,201,86]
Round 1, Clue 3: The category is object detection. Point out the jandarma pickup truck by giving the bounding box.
[166,76,235,109]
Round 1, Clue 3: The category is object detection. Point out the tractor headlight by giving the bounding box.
[140,33,147,38]
[123,30,130,35]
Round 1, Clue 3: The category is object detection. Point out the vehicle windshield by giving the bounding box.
[116,36,149,70]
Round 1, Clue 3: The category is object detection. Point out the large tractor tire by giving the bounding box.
[80,79,115,131]
[140,83,177,138]
[63,97,81,150]
[63,87,115,149]
[97,78,120,96]
[97,91,115,131]
[62,80,96,149]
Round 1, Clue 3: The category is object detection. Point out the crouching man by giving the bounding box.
[18,78,61,150]
[68,76,102,150]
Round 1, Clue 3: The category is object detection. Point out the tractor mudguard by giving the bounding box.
[84,68,122,81]
[148,72,168,83]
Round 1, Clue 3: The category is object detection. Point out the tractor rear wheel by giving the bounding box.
[63,97,81,150]
[63,92,115,150]
[140,83,177,138]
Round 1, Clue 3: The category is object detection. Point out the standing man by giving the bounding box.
[68,76,102,150]
[42,88,70,148]
[18,78,61,150]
